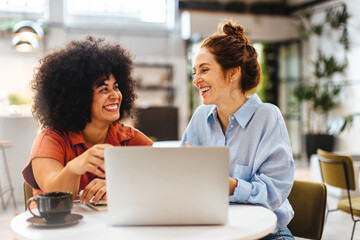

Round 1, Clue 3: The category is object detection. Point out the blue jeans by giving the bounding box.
[260,227,294,240]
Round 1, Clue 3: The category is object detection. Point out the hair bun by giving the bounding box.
[222,21,249,45]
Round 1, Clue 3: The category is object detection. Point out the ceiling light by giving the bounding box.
[11,20,44,53]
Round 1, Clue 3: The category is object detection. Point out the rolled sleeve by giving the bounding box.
[229,178,252,202]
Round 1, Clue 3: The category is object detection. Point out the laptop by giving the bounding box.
[104,146,229,226]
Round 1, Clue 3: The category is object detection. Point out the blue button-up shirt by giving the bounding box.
[181,94,294,231]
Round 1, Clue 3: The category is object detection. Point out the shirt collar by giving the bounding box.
[68,131,86,146]
[206,93,262,128]
[207,105,218,123]
[67,123,132,147]
[234,93,262,128]
[106,122,133,143]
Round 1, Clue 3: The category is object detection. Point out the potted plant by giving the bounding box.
[293,3,350,160]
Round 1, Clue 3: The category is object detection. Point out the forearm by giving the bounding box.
[32,158,82,197]
[230,160,294,209]
[41,165,81,196]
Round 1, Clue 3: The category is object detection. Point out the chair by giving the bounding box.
[23,182,33,210]
[287,180,327,240]
[317,149,360,240]
[0,140,17,211]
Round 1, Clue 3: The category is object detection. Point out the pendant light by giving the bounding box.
[11,20,44,53]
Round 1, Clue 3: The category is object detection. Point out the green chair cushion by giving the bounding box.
[338,196,360,217]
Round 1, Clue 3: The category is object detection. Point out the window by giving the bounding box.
[0,0,45,14]
[64,0,175,31]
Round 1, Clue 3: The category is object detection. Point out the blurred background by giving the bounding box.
[1,0,360,205]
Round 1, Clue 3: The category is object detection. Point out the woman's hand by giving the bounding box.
[229,177,238,195]
[80,178,107,205]
[67,144,111,178]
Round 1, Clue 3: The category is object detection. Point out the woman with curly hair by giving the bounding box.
[23,36,152,205]
[181,21,295,239]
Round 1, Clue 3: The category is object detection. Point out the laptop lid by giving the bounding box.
[105,146,229,226]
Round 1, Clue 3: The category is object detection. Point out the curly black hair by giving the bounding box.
[31,36,136,132]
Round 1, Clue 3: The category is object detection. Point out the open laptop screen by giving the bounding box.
[105,146,229,226]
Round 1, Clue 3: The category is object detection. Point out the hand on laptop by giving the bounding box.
[80,178,107,205]
[67,143,112,178]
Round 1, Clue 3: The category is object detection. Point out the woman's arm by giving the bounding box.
[230,159,294,210]
[32,144,109,202]
[32,157,81,196]
[230,106,294,210]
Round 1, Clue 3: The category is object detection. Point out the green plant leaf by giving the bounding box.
[313,52,346,79]
[311,24,323,36]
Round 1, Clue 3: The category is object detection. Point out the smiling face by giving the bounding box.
[192,47,235,106]
[91,73,122,126]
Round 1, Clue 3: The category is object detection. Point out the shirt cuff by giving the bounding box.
[229,178,251,202]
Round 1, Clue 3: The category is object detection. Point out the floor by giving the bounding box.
[1,161,359,240]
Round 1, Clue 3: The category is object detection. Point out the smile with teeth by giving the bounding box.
[199,87,210,94]
[104,104,118,110]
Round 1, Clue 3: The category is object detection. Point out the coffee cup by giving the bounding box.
[27,192,73,222]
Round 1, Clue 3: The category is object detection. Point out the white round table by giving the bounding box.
[11,204,277,240]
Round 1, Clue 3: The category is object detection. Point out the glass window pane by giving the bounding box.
[0,0,45,14]
[66,0,168,23]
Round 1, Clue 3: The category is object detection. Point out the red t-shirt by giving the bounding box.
[22,122,153,198]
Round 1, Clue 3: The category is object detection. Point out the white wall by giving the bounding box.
[0,115,38,204]
[298,0,360,152]
[332,0,360,151]
[181,10,298,42]
[0,38,39,98]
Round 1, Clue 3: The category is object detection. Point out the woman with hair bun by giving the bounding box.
[181,21,295,239]
[23,36,153,206]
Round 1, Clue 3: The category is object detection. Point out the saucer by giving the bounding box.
[27,213,83,227]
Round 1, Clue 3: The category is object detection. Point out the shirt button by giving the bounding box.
[231,116,235,120]
[230,124,234,128]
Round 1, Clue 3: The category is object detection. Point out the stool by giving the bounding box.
[0,140,17,211]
